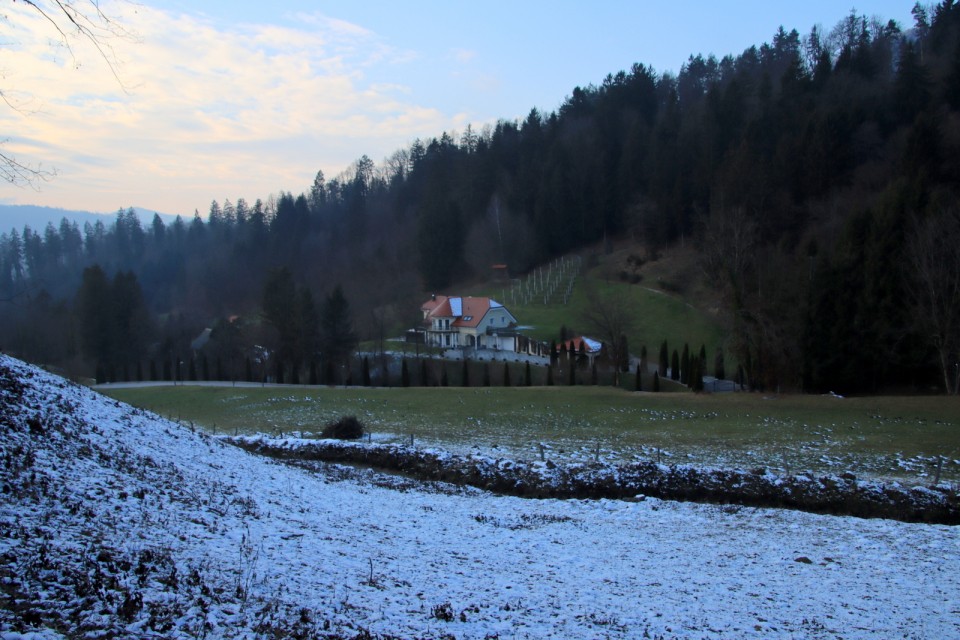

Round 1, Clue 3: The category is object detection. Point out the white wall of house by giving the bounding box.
[423,301,518,352]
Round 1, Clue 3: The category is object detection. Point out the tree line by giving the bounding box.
[3,2,960,393]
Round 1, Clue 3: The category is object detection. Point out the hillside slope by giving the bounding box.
[1,355,958,638]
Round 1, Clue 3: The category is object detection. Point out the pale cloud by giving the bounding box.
[0,1,453,214]
[452,48,477,63]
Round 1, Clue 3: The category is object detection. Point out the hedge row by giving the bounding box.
[227,436,960,525]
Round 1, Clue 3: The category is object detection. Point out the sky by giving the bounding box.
[1,1,916,217]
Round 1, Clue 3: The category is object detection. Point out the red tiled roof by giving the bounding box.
[421,295,509,328]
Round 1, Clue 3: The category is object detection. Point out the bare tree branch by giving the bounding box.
[3,0,136,186]
[907,208,960,393]
[0,148,55,187]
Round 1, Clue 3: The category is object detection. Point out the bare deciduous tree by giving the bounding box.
[580,282,636,386]
[907,208,960,394]
[3,1,134,186]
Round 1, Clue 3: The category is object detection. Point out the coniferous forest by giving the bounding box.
[3,3,960,394]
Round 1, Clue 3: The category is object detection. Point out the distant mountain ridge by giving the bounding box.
[0,204,179,232]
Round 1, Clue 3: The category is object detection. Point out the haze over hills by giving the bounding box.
[0,204,178,233]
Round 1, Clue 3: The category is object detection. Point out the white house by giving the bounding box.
[421,295,519,352]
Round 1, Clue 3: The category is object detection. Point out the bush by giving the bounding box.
[321,415,365,440]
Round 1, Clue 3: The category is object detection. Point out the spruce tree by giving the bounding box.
[618,334,630,372]
[362,356,371,386]
[681,344,690,385]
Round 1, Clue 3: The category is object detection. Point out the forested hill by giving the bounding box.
[3,3,960,394]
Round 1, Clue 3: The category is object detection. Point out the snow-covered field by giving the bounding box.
[1,354,958,639]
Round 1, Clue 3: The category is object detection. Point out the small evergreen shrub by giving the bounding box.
[321,415,365,440]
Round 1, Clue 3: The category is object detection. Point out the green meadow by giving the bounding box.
[103,384,960,485]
